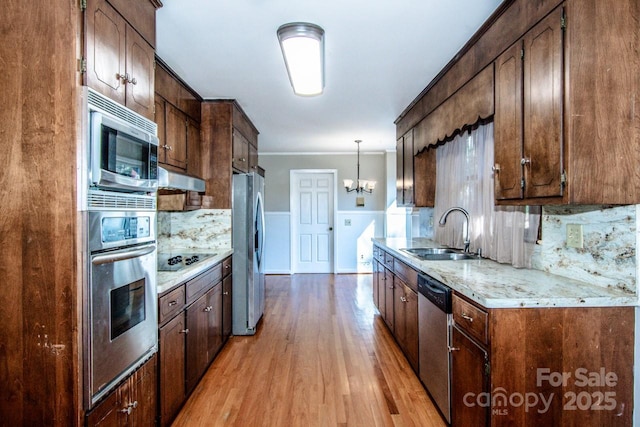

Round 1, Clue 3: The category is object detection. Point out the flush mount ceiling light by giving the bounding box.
[277,22,325,96]
[344,140,376,194]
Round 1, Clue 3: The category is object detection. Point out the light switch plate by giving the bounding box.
[356,197,365,207]
[566,223,584,248]
[345,219,352,226]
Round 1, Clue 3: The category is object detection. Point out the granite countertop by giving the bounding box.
[157,249,234,296]
[373,237,637,309]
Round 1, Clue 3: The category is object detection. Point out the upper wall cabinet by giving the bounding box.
[154,59,203,176]
[396,130,414,207]
[494,6,564,202]
[201,101,259,209]
[85,0,158,120]
[398,0,640,206]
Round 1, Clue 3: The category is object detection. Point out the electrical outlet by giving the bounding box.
[566,223,584,248]
[345,219,352,226]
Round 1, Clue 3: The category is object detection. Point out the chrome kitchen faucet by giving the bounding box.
[439,207,471,253]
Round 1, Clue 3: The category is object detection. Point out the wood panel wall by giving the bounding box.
[0,0,81,425]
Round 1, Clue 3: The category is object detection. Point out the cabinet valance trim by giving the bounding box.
[414,65,494,154]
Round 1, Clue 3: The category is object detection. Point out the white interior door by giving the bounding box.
[291,171,335,273]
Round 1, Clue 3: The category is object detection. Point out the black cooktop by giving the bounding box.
[157,252,217,272]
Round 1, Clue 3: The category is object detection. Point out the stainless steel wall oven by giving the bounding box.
[85,210,158,408]
[82,89,159,409]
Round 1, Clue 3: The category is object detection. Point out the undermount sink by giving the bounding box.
[401,247,479,261]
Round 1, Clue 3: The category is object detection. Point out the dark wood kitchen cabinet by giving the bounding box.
[450,325,490,427]
[157,259,231,427]
[222,257,233,342]
[494,6,564,202]
[159,311,186,427]
[201,100,259,208]
[450,292,634,426]
[396,129,414,206]
[86,354,157,427]
[392,259,419,373]
[85,0,157,120]
[154,60,203,175]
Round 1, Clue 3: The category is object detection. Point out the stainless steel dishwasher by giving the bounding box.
[418,273,452,424]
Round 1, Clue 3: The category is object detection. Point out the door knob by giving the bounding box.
[329,227,333,231]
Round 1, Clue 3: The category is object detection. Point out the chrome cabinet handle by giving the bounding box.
[223,291,229,295]
[180,329,189,334]
[204,306,213,312]
[129,76,137,85]
[492,164,500,172]
[163,144,173,151]
[521,158,531,166]
[448,346,460,352]
[168,301,178,307]
[461,313,474,322]
[400,296,407,303]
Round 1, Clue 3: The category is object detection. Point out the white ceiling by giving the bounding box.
[156,0,503,154]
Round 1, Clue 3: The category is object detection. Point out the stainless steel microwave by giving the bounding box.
[88,89,159,193]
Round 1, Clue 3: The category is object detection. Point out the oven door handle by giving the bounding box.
[92,244,157,265]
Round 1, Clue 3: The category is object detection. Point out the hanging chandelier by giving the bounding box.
[343,140,376,194]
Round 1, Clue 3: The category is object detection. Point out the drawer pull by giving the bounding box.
[448,346,460,352]
[223,291,229,295]
[204,306,213,312]
[400,296,407,303]
[461,313,474,322]
[168,301,178,307]
[180,329,189,334]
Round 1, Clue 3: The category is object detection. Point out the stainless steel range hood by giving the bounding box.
[158,167,205,192]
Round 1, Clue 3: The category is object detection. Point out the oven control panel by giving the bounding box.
[102,216,151,243]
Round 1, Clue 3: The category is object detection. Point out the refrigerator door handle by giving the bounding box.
[255,190,265,268]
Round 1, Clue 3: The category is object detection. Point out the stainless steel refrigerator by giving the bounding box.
[232,172,265,335]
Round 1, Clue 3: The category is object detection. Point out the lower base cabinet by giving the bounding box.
[86,354,157,427]
[158,257,232,427]
[159,313,186,426]
[450,326,490,426]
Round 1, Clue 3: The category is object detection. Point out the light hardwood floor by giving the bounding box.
[171,274,446,426]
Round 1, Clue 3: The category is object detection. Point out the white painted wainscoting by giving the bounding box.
[264,210,385,274]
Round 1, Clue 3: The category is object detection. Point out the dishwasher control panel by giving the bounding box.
[417,274,452,313]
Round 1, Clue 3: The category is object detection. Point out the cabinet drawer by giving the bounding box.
[222,256,232,278]
[186,264,222,304]
[393,259,417,292]
[383,252,395,270]
[374,247,385,263]
[159,285,185,324]
[452,294,489,346]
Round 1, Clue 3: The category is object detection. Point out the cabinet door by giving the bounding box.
[377,262,387,320]
[206,283,223,362]
[86,388,121,427]
[414,147,435,207]
[159,313,186,427]
[494,41,524,200]
[164,104,188,170]
[186,295,209,394]
[523,7,564,199]
[85,0,127,105]
[125,25,155,120]
[384,269,394,331]
[248,143,258,172]
[232,129,249,172]
[404,287,419,372]
[451,326,490,427]
[222,275,232,341]
[155,96,166,164]
[394,278,408,352]
[186,119,202,178]
[372,259,379,309]
[128,355,157,427]
[402,130,414,206]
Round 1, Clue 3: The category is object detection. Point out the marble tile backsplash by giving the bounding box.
[158,209,231,254]
[531,205,636,295]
